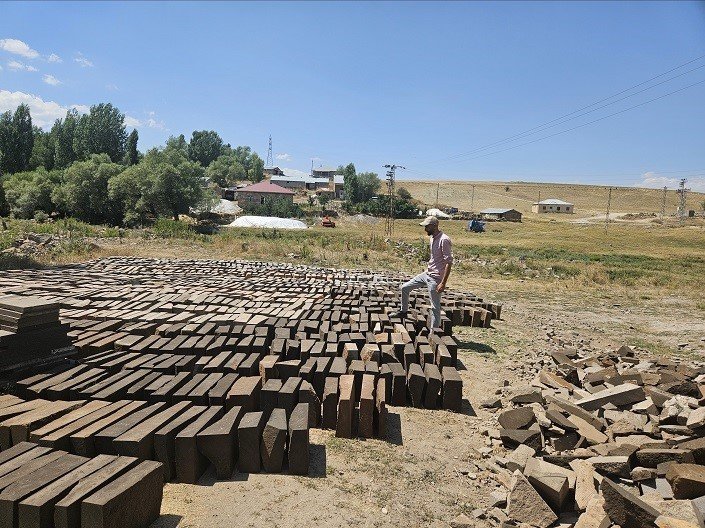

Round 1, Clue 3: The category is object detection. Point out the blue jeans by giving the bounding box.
[401,272,442,329]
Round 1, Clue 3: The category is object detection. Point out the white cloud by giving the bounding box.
[7,60,37,72]
[639,172,705,193]
[42,74,61,86]
[47,53,62,63]
[282,167,311,178]
[0,90,88,128]
[126,111,168,131]
[276,153,292,162]
[124,115,141,128]
[0,38,39,59]
[74,54,94,68]
[105,83,118,91]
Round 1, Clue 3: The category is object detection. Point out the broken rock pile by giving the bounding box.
[490,345,705,528]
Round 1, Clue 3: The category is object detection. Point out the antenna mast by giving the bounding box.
[265,135,273,167]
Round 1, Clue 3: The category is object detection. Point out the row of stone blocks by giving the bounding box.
[0,394,311,484]
[0,440,162,528]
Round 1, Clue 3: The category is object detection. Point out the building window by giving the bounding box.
[261,196,265,204]
[557,206,561,211]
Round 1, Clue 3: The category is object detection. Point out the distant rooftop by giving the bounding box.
[312,166,338,173]
[238,181,295,195]
[535,199,573,205]
[480,208,520,214]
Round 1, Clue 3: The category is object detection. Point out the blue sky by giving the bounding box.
[1,1,704,190]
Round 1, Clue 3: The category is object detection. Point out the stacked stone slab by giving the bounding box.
[0,440,163,528]
[0,296,71,370]
[485,343,705,528]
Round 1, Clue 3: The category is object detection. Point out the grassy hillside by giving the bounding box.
[399,180,705,217]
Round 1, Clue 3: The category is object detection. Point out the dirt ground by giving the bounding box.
[152,278,705,528]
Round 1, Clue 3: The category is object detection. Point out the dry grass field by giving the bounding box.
[400,180,705,217]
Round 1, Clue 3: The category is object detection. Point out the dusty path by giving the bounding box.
[153,285,704,528]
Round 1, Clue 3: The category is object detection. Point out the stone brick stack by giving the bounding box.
[0,440,163,528]
[486,344,705,528]
[0,296,71,370]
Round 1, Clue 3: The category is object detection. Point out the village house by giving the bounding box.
[237,181,295,208]
[479,208,523,222]
[532,199,574,214]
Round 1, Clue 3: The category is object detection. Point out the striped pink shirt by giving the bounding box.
[427,231,453,281]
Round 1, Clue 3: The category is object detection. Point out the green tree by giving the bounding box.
[52,110,80,169]
[12,104,34,173]
[397,186,412,200]
[73,103,127,162]
[0,105,34,174]
[3,168,62,218]
[165,134,188,155]
[125,129,140,166]
[205,154,245,187]
[339,163,358,203]
[52,154,123,224]
[0,111,13,175]
[109,145,213,225]
[188,130,224,167]
[248,153,265,182]
[356,172,381,202]
[30,126,55,170]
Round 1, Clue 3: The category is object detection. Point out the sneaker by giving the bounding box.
[388,310,407,319]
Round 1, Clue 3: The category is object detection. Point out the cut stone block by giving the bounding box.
[321,377,339,430]
[175,406,223,484]
[586,456,632,479]
[375,378,387,439]
[0,452,87,528]
[80,460,163,528]
[441,366,462,412]
[53,456,138,528]
[261,408,287,473]
[226,376,261,412]
[197,406,246,479]
[335,375,354,439]
[237,412,266,473]
[288,403,309,476]
[423,364,442,409]
[407,363,425,408]
[153,406,207,482]
[358,374,375,438]
[500,428,542,451]
[17,454,115,528]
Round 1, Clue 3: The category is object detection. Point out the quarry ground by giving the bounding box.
[152,277,705,528]
[3,215,705,527]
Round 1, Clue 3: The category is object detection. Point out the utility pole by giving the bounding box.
[676,178,690,221]
[538,190,541,204]
[471,184,475,211]
[661,186,667,226]
[265,135,273,167]
[604,187,612,234]
[383,164,405,238]
[435,182,440,209]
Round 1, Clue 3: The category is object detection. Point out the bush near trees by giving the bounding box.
[243,198,303,218]
[3,168,61,219]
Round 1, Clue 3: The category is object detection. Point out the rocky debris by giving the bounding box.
[486,341,705,527]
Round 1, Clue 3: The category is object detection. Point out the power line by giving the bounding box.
[383,164,405,237]
[406,78,705,170]
[418,61,705,167]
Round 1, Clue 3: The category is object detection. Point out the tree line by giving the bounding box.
[0,102,266,225]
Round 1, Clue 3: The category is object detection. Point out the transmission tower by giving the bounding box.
[660,186,667,226]
[676,178,690,219]
[383,164,405,237]
[265,135,273,167]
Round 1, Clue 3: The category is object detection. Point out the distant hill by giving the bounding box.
[399,180,705,217]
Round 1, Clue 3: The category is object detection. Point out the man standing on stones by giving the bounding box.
[390,216,453,329]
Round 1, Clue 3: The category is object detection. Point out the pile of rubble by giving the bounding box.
[480,344,705,528]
